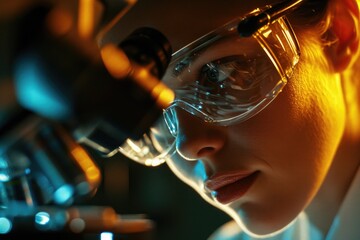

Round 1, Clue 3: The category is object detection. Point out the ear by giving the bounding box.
[324,0,360,72]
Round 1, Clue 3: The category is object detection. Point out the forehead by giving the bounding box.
[105,0,274,51]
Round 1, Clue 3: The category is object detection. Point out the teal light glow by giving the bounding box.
[0,155,9,182]
[194,160,207,181]
[101,232,114,240]
[14,53,71,120]
[35,212,50,225]
[0,217,12,234]
[326,216,340,240]
[0,174,9,182]
[53,184,74,205]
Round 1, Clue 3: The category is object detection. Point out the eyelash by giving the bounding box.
[197,57,259,90]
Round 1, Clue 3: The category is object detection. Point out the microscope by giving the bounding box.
[0,0,173,239]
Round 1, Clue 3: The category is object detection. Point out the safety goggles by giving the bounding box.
[119,0,302,166]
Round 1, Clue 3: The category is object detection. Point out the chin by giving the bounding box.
[243,219,292,237]
[226,202,299,238]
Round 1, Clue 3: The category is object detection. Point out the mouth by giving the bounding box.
[205,171,259,204]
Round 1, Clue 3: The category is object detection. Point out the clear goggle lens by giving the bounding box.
[119,11,300,166]
[119,115,176,166]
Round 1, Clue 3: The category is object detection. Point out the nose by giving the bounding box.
[175,109,226,161]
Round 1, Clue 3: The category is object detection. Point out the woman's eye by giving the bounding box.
[197,59,258,91]
[199,62,230,85]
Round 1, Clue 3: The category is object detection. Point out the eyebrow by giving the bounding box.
[172,36,259,78]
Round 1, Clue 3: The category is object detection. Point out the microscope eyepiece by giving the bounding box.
[120,27,172,78]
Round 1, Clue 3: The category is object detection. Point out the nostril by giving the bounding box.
[198,146,216,157]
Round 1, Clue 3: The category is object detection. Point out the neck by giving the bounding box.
[305,128,360,236]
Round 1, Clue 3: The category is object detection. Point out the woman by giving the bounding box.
[116,0,360,238]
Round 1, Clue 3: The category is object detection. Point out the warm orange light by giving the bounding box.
[151,82,175,109]
[46,8,73,36]
[101,207,118,228]
[78,0,95,38]
[101,44,132,79]
[71,146,101,186]
[134,68,175,109]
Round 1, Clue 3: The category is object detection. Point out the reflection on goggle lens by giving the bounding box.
[119,8,300,166]
[119,116,176,166]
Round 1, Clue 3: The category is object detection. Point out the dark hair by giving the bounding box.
[291,0,329,30]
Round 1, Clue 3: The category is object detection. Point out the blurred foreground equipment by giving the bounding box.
[0,0,173,238]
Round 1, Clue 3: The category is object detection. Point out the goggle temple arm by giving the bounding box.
[237,0,304,37]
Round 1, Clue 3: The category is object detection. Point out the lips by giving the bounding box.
[205,171,259,204]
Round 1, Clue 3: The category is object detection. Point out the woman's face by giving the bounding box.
[116,0,347,236]
[162,1,347,236]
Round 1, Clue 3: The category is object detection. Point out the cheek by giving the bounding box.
[228,67,346,234]
[246,60,345,174]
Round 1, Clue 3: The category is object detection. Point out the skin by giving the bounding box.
[113,0,360,237]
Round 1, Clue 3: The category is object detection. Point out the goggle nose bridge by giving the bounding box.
[163,99,220,137]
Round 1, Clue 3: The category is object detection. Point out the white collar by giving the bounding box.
[325,167,360,240]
